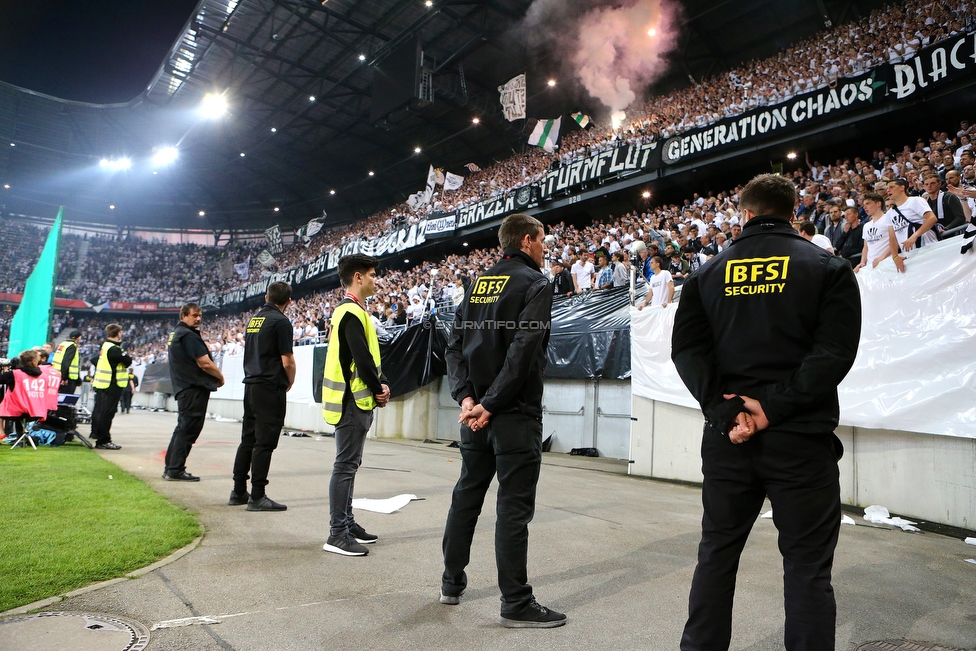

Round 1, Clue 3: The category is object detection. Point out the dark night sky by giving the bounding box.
[0,0,199,104]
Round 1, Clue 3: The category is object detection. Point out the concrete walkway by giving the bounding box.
[3,410,976,650]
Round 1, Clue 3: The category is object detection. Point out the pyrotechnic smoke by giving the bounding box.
[521,0,680,118]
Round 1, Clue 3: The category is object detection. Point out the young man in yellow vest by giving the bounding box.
[322,254,390,556]
[90,323,132,450]
[53,330,82,394]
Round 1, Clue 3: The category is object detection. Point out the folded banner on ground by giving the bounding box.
[528,117,561,152]
[498,73,526,121]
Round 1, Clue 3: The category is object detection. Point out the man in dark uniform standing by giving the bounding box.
[53,330,82,394]
[440,213,565,628]
[164,303,225,482]
[672,174,861,650]
[90,324,132,450]
[230,282,295,511]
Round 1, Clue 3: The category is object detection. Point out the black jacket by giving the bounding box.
[168,321,218,396]
[672,215,861,434]
[552,269,574,295]
[928,191,967,231]
[446,249,552,419]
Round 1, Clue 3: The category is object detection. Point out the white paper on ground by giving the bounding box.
[352,494,418,514]
[841,515,856,526]
[863,505,921,532]
[965,537,976,546]
[965,559,976,565]
[760,509,773,519]
[151,616,221,630]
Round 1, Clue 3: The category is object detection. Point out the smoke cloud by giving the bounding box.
[521,0,681,118]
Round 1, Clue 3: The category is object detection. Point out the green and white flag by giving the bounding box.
[7,207,63,357]
[571,112,591,129]
[527,117,561,152]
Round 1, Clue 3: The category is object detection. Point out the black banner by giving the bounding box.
[539,142,660,200]
[455,185,537,229]
[421,211,456,239]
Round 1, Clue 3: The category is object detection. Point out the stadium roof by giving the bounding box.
[0,0,884,232]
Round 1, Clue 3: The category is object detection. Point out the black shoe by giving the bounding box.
[163,471,200,482]
[348,522,377,544]
[94,442,121,450]
[499,600,567,628]
[246,495,287,511]
[439,589,463,605]
[227,490,250,506]
[323,533,368,556]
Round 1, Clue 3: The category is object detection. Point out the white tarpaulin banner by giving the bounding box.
[498,73,526,121]
[631,239,976,439]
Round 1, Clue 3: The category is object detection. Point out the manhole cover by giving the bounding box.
[0,611,149,651]
[855,642,971,651]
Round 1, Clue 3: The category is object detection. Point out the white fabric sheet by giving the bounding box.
[631,239,976,439]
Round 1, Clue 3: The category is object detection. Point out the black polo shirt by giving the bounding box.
[243,303,293,388]
[168,321,217,397]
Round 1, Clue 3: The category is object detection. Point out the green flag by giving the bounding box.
[7,207,63,357]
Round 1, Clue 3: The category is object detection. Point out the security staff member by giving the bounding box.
[672,174,861,651]
[164,303,225,482]
[230,282,295,511]
[321,254,390,557]
[90,323,133,450]
[53,330,82,394]
[441,213,566,628]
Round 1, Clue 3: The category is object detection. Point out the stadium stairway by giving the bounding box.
[66,238,89,288]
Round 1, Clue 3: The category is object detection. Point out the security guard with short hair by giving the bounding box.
[90,324,132,450]
[53,330,82,393]
[672,173,861,650]
[321,254,389,557]
[230,282,295,511]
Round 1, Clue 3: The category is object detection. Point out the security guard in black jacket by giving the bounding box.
[672,174,861,651]
[164,303,225,481]
[441,213,566,628]
[230,282,295,511]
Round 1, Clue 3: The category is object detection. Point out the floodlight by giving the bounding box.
[547,79,556,87]
[358,54,366,61]
[109,204,115,210]
[271,127,277,133]
[273,206,280,212]
[200,93,228,119]
[414,146,422,153]
[472,117,480,124]
[787,152,797,160]
[152,147,179,166]
[199,210,206,216]
[368,171,375,176]
[329,189,336,195]
[642,191,651,199]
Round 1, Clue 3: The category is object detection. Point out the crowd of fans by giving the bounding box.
[2,0,974,363]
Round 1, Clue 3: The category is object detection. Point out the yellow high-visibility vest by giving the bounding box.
[92,341,128,390]
[322,301,382,425]
[53,340,79,380]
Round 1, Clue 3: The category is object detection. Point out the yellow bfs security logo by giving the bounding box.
[246,316,266,333]
[469,275,510,304]
[724,256,789,297]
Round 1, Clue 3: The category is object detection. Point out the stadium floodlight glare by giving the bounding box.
[109,204,115,210]
[462,242,468,247]
[358,53,366,61]
[309,95,316,102]
[200,92,228,119]
[240,152,246,157]
[404,259,409,263]
[271,127,277,133]
[3,184,9,189]
[9,143,14,147]
[642,191,651,199]
[368,171,375,177]
[100,157,132,171]
[329,189,336,195]
[152,146,179,167]
[199,210,206,216]
[787,152,797,159]
[425,0,433,6]
[472,117,480,124]
[414,146,422,153]
[647,28,656,36]
[547,79,556,87]
[273,206,280,212]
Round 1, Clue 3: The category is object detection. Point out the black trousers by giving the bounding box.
[442,412,543,615]
[91,388,122,444]
[120,388,132,413]
[329,399,374,536]
[232,383,286,499]
[62,379,80,395]
[165,387,211,475]
[680,427,842,651]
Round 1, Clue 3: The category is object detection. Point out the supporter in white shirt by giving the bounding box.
[798,222,835,254]
[571,254,595,292]
[856,192,894,271]
[638,255,674,310]
[884,178,938,272]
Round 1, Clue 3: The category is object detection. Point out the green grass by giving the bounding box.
[0,444,201,612]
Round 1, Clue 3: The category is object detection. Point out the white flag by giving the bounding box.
[498,73,526,121]
[444,172,464,191]
[527,117,561,152]
[234,256,251,280]
[257,250,276,267]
